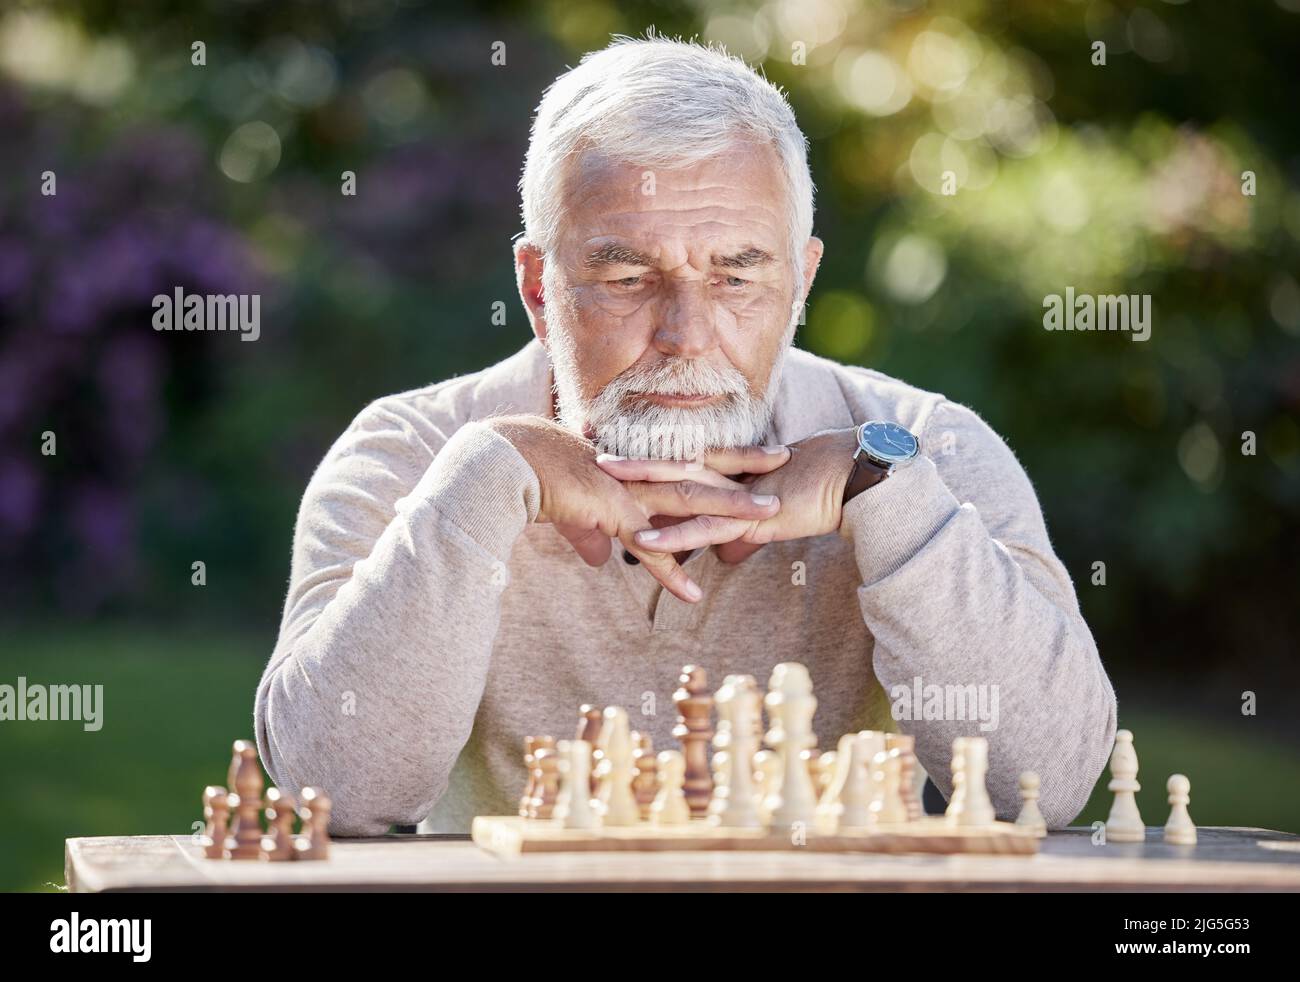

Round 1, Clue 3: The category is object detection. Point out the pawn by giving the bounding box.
[199,786,229,859]
[651,750,691,826]
[519,736,542,818]
[885,733,923,821]
[752,750,782,825]
[868,749,908,824]
[1105,729,1145,843]
[554,739,598,830]
[631,733,659,821]
[259,787,296,861]
[1163,774,1197,846]
[293,787,331,861]
[1014,772,1047,837]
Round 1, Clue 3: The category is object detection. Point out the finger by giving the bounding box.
[632,514,757,554]
[700,444,790,476]
[715,539,766,564]
[611,501,703,603]
[595,455,741,489]
[554,523,612,567]
[629,481,780,520]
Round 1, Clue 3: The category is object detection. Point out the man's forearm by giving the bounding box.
[255,422,540,835]
[840,456,1117,828]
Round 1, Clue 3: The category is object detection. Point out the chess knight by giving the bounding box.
[253,37,1117,837]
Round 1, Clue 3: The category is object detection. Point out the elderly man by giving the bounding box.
[254,38,1116,836]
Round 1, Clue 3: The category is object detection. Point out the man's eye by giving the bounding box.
[611,275,643,288]
[722,275,749,288]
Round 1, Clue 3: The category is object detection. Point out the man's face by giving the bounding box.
[524,142,820,459]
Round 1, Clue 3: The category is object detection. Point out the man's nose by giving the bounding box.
[653,281,718,359]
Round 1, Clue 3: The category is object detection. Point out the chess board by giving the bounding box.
[471,815,1040,858]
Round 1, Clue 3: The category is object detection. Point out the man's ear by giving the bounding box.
[515,240,548,344]
[800,236,824,306]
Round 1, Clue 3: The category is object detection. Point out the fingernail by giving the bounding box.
[684,580,703,601]
[596,453,625,463]
[751,494,778,506]
[762,444,787,454]
[635,529,660,543]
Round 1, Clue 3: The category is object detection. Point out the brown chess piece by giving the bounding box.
[631,732,659,820]
[531,746,560,819]
[672,665,714,818]
[223,740,264,859]
[519,736,542,817]
[259,787,296,861]
[885,732,922,821]
[577,706,603,796]
[524,736,556,818]
[199,786,229,859]
[293,787,331,860]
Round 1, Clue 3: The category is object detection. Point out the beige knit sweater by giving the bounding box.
[254,339,1116,835]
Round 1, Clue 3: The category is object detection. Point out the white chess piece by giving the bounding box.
[651,750,691,826]
[1105,729,1145,843]
[764,663,818,829]
[554,739,598,830]
[711,675,762,829]
[957,737,995,826]
[868,749,909,824]
[752,749,782,825]
[1014,771,1047,837]
[945,736,968,825]
[1163,774,1197,846]
[596,707,640,826]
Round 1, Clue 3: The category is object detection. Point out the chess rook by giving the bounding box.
[955,738,995,826]
[672,665,715,818]
[885,732,922,821]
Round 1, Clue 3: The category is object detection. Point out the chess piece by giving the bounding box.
[1105,729,1145,843]
[224,740,264,859]
[819,732,877,831]
[710,674,762,829]
[651,750,691,826]
[577,705,603,796]
[815,752,837,803]
[596,707,640,826]
[673,665,714,817]
[1163,774,1197,846]
[554,739,598,830]
[293,787,331,860]
[524,735,556,818]
[752,749,782,825]
[1014,772,1047,837]
[764,663,818,828]
[199,786,229,859]
[519,736,542,817]
[945,737,969,825]
[259,787,296,861]
[885,732,923,821]
[868,749,909,824]
[631,732,659,821]
[956,738,995,826]
[531,746,560,819]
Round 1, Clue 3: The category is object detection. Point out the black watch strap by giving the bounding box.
[843,451,890,504]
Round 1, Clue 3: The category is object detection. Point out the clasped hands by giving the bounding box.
[487,415,858,603]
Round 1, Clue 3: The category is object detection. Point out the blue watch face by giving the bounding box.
[859,421,919,464]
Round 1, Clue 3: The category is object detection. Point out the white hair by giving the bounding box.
[520,35,815,296]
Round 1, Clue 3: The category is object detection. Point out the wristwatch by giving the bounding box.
[843,421,920,504]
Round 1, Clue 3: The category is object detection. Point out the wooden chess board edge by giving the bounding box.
[471,816,1039,858]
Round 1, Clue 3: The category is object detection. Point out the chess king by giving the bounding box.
[254,38,1117,837]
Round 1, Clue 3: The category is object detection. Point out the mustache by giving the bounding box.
[600,358,750,402]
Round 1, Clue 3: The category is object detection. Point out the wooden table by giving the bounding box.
[64,826,1300,892]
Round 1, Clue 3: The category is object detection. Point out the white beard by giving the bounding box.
[546,300,799,461]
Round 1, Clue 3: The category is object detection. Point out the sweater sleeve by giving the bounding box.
[254,407,540,835]
[839,400,1116,828]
